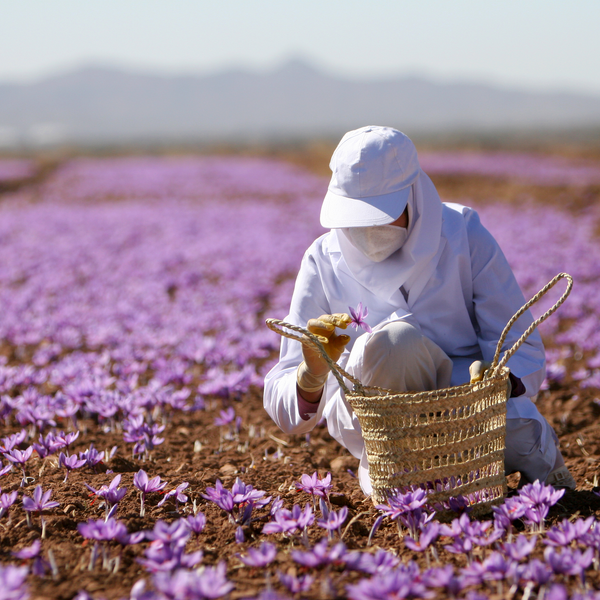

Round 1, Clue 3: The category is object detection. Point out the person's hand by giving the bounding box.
[469,360,512,397]
[469,360,491,383]
[297,314,352,396]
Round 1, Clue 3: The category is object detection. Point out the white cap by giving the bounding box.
[320,126,420,228]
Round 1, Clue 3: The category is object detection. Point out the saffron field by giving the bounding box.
[0,151,599,599]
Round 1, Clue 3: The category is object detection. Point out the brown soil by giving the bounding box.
[0,375,598,600]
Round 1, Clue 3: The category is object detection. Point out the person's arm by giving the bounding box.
[263,241,334,433]
[466,209,546,397]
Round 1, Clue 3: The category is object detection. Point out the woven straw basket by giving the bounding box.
[267,273,572,513]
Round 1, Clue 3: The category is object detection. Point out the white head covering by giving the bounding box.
[332,170,445,306]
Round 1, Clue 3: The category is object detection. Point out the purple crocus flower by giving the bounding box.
[78,517,136,544]
[231,477,269,506]
[183,512,206,536]
[545,516,595,546]
[346,565,429,600]
[291,538,347,568]
[404,521,440,552]
[345,548,400,575]
[0,461,12,477]
[492,496,528,531]
[0,431,27,454]
[79,444,105,469]
[59,451,86,481]
[133,470,167,517]
[295,472,332,498]
[262,504,314,535]
[349,303,372,333]
[13,539,41,560]
[376,488,429,521]
[152,562,233,598]
[421,564,465,596]
[157,482,189,510]
[146,520,189,544]
[23,485,59,539]
[518,559,553,586]
[502,534,538,561]
[0,565,29,600]
[0,489,18,519]
[85,474,127,517]
[544,546,594,580]
[317,506,348,534]
[23,485,59,513]
[278,571,314,594]
[4,446,33,484]
[237,542,277,567]
[202,480,235,514]
[214,407,235,427]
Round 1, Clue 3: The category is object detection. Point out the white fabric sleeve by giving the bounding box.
[465,209,546,396]
[263,244,331,434]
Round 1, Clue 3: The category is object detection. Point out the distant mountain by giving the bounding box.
[1,59,600,147]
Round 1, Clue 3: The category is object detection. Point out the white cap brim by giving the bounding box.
[320,185,411,228]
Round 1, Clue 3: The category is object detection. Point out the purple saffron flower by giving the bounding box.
[237,542,277,567]
[518,559,553,586]
[0,565,29,600]
[0,431,27,453]
[214,407,235,427]
[13,539,41,560]
[492,496,528,531]
[291,538,347,568]
[519,480,565,508]
[376,488,429,521]
[278,572,314,594]
[346,565,429,600]
[85,473,127,517]
[317,506,348,533]
[0,461,12,477]
[348,303,372,333]
[421,564,465,596]
[544,546,594,578]
[345,548,400,575]
[502,534,538,561]
[0,489,18,518]
[183,512,206,536]
[295,472,333,498]
[78,517,140,545]
[545,516,595,546]
[235,526,245,544]
[79,444,105,469]
[146,520,189,544]
[231,477,269,506]
[404,521,440,552]
[202,480,235,513]
[59,452,86,481]
[134,470,167,517]
[157,482,189,509]
[23,485,59,513]
[152,563,233,598]
[262,504,314,535]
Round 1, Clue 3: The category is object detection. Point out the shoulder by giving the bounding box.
[303,232,338,262]
[442,202,496,246]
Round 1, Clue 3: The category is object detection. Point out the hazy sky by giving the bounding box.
[3,0,600,94]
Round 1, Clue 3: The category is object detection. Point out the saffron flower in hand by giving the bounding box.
[349,303,372,333]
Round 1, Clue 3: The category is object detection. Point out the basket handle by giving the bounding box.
[265,319,365,395]
[488,272,573,377]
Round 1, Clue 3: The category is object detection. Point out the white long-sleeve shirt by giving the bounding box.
[264,202,547,472]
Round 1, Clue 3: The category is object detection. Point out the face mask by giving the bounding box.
[342,225,408,262]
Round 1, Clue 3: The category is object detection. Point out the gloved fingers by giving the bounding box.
[469,360,492,383]
[327,333,351,362]
[307,318,336,340]
[307,314,351,336]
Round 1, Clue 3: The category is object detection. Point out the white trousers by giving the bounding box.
[345,320,558,494]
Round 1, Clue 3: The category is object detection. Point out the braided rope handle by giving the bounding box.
[488,272,573,377]
[265,319,363,395]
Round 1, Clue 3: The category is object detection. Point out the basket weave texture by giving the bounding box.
[267,273,572,513]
